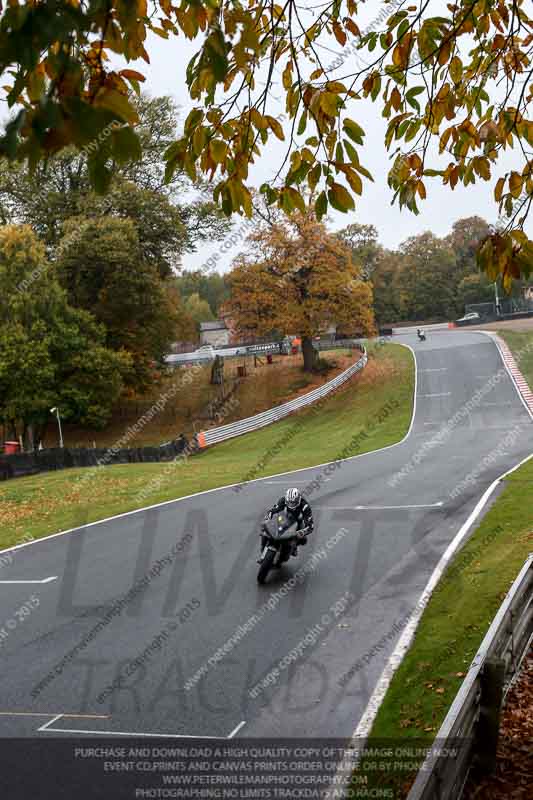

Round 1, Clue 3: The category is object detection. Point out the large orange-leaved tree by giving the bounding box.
[227,211,375,371]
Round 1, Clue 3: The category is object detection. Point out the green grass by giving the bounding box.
[497,329,533,386]
[351,456,533,797]
[0,343,414,550]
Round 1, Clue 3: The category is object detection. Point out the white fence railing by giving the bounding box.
[196,347,367,448]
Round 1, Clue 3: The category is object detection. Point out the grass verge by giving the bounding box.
[350,455,533,798]
[497,329,533,386]
[0,343,413,550]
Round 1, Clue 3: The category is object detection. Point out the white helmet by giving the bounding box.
[285,487,301,510]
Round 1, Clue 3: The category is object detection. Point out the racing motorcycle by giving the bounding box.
[417,329,426,342]
[257,509,309,584]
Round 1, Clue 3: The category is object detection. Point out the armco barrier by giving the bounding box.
[407,553,533,800]
[165,342,282,365]
[197,346,367,448]
[391,322,451,335]
[165,338,364,365]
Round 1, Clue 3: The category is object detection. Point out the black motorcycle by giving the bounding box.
[417,329,426,341]
[257,509,308,584]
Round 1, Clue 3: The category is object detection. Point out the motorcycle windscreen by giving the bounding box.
[264,511,298,539]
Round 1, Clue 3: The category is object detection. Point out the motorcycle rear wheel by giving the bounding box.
[257,548,276,584]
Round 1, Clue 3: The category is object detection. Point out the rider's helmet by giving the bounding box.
[285,487,301,510]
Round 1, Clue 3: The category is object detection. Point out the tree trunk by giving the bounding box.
[25,423,36,452]
[301,336,318,372]
[34,421,47,450]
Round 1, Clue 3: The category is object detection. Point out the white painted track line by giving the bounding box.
[39,724,236,739]
[355,502,444,510]
[0,712,109,718]
[0,576,57,584]
[37,714,63,732]
[319,502,444,511]
[227,721,246,739]
[33,713,243,740]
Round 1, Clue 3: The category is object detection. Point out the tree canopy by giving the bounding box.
[185,292,216,327]
[57,216,182,391]
[336,223,381,279]
[396,232,458,320]
[0,1,532,286]
[0,94,230,272]
[0,225,129,445]
[228,210,375,370]
[174,270,230,315]
[353,214,520,324]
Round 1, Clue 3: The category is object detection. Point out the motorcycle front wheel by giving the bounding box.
[257,548,276,584]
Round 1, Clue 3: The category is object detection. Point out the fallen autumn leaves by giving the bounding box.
[463,645,533,799]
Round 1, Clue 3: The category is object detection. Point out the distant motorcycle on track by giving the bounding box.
[257,509,309,584]
[417,328,426,342]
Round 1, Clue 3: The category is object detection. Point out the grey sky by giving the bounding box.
[133,17,530,274]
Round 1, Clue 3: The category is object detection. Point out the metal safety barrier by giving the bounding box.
[407,553,533,800]
[166,339,364,365]
[392,322,452,335]
[313,338,365,351]
[196,346,367,448]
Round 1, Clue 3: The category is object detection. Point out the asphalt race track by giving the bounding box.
[1,331,532,749]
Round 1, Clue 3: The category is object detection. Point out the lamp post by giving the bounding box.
[50,407,64,448]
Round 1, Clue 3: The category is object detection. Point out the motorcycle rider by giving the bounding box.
[261,488,314,558]
[417,328,426,341]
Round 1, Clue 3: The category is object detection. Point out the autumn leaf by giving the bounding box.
[343,119,365,145]
[119,69,146,82]
[329,182,355,211]
[266,116,285,141]
[332,22,347,47]
[509,172,523,198]
[209,139,227,163]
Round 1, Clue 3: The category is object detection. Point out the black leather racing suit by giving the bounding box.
[261,496,314,555]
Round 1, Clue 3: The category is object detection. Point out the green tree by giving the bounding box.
[1,3,531,283]
[336,223,381,280]
[0,225,129,447]
[448,217,493,268]
[185,292,216,327]
[446,216,494,315]
[456,273,496,310]
[0,94,230,273]
[395,233,458,321]
[174,270,230,315]
[371,250,402,325]
[56,217,179,391]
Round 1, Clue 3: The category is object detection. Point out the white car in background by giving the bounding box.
[194,345,216,358]
[456,311,480,323]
